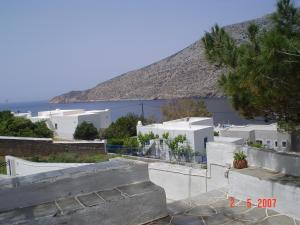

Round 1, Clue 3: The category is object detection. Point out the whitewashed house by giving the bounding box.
[218,123,290,151]
[29,109,111,140]
[137,117,214,159]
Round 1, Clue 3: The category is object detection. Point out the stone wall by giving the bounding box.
[0,136,106,156]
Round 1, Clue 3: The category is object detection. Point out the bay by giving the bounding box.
[0,98,266,125]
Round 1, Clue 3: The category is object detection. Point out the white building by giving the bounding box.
[218,123,290,151]
[137,117,214,159]
[29,109,111,140]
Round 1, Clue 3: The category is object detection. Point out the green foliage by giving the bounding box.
[123,137,139,148]
[0,111,53,138]
[164,134,191,162]
[162,132,169,140]
[107,138,124,145]
[249,142,264,149]
[161,99,212,121]
[137,131,157,147]
[202,0,300,131]
[102,113,152,139]
[73,122,99,140]
[29,152,116,163]
[202,24,237,67]
[234,151,247,161]
[214,131,219,136]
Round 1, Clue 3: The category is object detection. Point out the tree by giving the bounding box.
[0,111,53,138]
[137,131,158,154]
[202,0,300,139]
[102,113,154,139]
[73,122,99,140]
[164,134,191,162]
[161,98,212,121]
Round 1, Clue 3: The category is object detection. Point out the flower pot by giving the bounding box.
[233,159,248,169]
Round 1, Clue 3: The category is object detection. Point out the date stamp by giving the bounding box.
[229,197,276,208]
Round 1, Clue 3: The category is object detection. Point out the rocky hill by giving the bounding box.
[49,15,271,103]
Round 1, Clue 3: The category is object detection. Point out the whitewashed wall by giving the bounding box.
[5,156,91,176]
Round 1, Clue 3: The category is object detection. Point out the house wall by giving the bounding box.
[50,116,78,140]
[193,127,214,154]
[220,130,253,143]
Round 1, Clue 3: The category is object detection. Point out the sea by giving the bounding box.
[0,98,267,126]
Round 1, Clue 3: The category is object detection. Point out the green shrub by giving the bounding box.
[73,122,99,140]
[0,111,53,138]
[234,151,247,160]
[107,138,125,145]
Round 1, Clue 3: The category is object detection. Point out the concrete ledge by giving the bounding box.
[229,167,300,220]
[0,159,150,212]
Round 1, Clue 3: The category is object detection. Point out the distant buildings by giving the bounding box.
[137,117,214,159]
[16,109,111,140]
[218,123,290,151]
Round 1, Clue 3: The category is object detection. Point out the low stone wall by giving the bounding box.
[5,155,92,176]
[0,159,167,225]
[0,136,106,156]
[243,146,300,177]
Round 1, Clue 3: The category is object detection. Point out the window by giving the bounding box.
[266,140,271,148]
[160,139,163,145]
[274,141,278,147]
[282,141,287,148]
[55,123,58,129]
[256,140,262,145]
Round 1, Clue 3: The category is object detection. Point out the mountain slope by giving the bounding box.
[49,16,271,103]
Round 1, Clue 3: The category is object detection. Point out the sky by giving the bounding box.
[1,0,299,103]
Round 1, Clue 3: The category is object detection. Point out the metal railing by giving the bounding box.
[106,144,207,164]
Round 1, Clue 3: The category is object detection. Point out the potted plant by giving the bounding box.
[233,151,248,169]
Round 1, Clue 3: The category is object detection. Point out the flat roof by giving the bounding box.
[224,123,277,132]
[141,124,212,131]
[213,136,243,143]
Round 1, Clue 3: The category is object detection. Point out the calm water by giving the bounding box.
[0,98,266,125]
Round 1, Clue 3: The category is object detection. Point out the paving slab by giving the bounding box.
[77,193,104,207]
[56,197,83,214]
[186,205,217,217]
[172,215,204,225]
[258,215,296,225]
[97,189,125,202]
[0,202,59,224]
[118,181,157,196]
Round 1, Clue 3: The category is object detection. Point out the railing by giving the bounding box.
[0,161,7,175]
[106,144,207,164]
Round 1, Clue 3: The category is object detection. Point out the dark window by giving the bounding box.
[204,137,208,149]
[55,123,58,129]
[160,139,163,145]
[282,141,287,148]
[275,141,278,147]
[256,140,262,145]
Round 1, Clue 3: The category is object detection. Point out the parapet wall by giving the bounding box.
[0,136,106,156]
[243,146,300,177]
[5,155,91,176]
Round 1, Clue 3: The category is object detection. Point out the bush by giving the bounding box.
[107,138,125,145]
[102,113,149,139]
[73,122,99,140]
[0,111,53,138]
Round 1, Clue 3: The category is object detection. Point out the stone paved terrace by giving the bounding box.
[147,188,300,225]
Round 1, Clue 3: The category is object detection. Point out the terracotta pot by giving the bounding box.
[233,159,248,169]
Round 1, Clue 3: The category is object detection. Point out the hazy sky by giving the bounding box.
[1,0,299,102]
